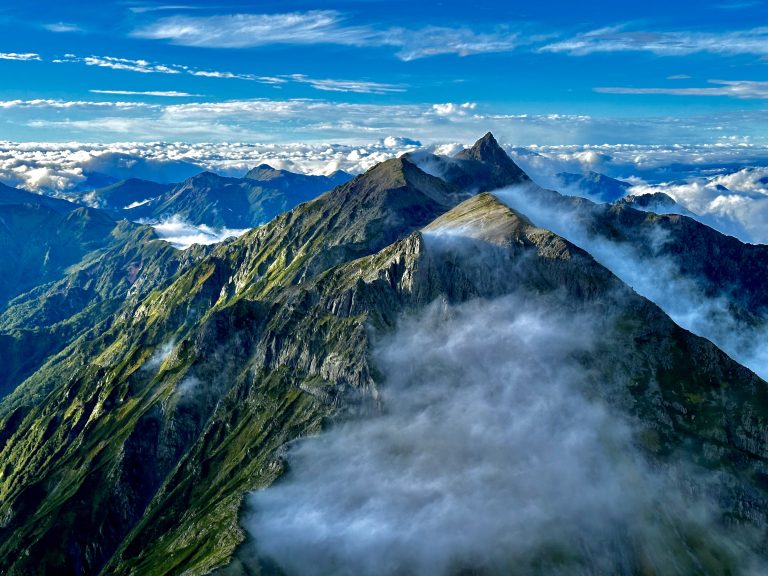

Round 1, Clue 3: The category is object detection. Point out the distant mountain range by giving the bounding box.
[1,134,767,575]
[82,165,352,229]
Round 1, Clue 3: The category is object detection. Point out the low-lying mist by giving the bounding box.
[148,215,249,249]
[495,185,768,381]
[243,294,756,575]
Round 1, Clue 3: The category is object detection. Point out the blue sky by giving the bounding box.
[1,0,768,144]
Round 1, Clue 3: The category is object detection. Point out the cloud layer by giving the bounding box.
[495,183,768,379]
[2,138,768,250]
[149,216,248,249]
[246,294,756,575]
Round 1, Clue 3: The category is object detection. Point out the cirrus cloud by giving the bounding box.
[132,10,521,61]
[541,25,768,57]
[596,79,768,99]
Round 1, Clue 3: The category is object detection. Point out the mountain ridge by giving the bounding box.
[1,134,768,575]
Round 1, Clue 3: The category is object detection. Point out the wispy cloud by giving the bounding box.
[0,52,41,61]
[44,22,84,33]
[132,10,520,61]
[81,55,182,74]
[128,4,201,13]
[540,26,768,57]
[286,74,405,94]
[0,98,153,109]
[89,89,203,97]
[54,53,394,92]
[133,11,369,47]
[714,1,764,9]
[596,79,768,99]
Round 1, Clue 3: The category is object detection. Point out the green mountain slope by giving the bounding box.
[1,136,767,575]
[0,186,120,308]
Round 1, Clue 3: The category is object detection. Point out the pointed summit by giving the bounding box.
[440,132,530,192]
[457,132,504,162]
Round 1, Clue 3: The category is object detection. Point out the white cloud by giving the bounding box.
[0,137,423,192]
[541,25,768,57]
[246,294,759,573]
[55,53,400,94]
[149,215,249,249]
[82,55,182,74]
[132,11,520,60]
[0,53,41,61]
[432,102,477,116]
[89,89,203,97]
[596,79,768,99]
[626,167,768,243]
[286,74,405,94]
[44,22,84,33]
[0,99,153,109]
[129,4,200,13]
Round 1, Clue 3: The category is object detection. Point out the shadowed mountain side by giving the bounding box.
[98,166,353,229]
[500,183,768,324]
[0,223,211,398]
[556,171,631,203]
[0,184,130,308]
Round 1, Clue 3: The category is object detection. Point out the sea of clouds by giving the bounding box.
[2,138,768,246]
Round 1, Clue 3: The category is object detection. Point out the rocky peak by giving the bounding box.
[454,132,530,189]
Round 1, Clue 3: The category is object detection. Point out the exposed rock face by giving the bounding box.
[454,132,530,188]
[1,134,768,575]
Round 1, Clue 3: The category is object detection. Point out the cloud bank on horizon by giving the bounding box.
[3,136,768,246]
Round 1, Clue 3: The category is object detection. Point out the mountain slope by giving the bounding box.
[99,167,353,229]
[496,182,768,376]
[83,178,173,212]
[0,184,129,308]
[2,135,768,575]
[0,222,210,398]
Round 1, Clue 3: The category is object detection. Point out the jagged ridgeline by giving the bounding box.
[0,134,767,575]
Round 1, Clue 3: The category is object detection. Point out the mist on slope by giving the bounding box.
[495,185,768,381]
[149,215,249,249]
[243,292,756,575]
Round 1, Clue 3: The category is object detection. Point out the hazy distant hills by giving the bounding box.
[1,134,768,575]
[86,165,351,229]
